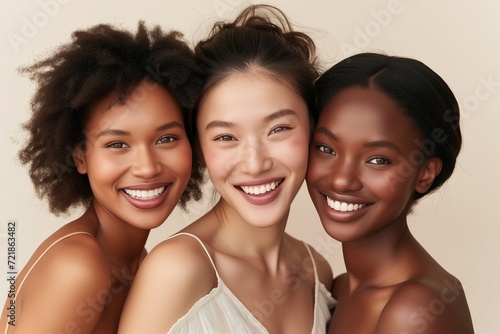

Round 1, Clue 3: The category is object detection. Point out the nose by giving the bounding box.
[327,158,362,193]
[238,140,272,175]
[131,146,162,178]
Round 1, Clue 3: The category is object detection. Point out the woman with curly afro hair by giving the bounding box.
[1,21,204,333]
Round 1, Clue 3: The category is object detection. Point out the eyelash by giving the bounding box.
[214,134,235,141]
[106,142,129,149]
[212,124,292,142]
[105,136,177,148]
[156,136,177,144]
[269,125,291,135]
[367,157,391,165]
[316,144,335,155]
[315,144,392,166]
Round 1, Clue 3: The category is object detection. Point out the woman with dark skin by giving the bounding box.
[119,5,335,334]
[307,52,474,334]
[0,22,204,333]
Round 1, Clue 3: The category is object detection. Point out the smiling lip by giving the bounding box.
[239,179,283,195]
[236,178,284,205]
[318,193,372,222]
[326,196,366,212]
[120,184,171,209]
[124,186,166,200]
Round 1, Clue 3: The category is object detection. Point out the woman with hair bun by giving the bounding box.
[120,5,335,334]
[307,52,474,333]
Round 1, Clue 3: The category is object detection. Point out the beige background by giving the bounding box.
[1,0,498,332]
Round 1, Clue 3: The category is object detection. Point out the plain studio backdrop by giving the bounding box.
[1,0,498,332]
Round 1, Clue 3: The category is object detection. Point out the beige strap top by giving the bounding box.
[3,231,94,334]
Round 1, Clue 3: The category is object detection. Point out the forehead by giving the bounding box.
[86,82,183,126]
[318,86,422,142]
[198,73,307,123]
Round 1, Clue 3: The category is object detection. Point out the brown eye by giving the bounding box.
[215,135,235,141]
[270,126,290,135]
[367,157,390,165]
[107,142,129,149]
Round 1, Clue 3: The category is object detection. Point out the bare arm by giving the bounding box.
[118,235,216,334]
[8,235,110,334]
[376,280,474,334]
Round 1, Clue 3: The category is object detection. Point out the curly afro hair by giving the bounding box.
[19,21,205,215]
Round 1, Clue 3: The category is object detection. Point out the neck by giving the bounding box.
[90,201,150,273]
[211,200,288,273]
[342,220,420,290]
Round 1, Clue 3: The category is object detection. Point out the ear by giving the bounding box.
[72,144,88,174]
[415,157,442,194]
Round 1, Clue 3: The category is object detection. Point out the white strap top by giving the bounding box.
[167,232,336,334]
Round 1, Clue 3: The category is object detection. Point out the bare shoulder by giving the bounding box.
[12,233,110,332]
[143,233,217,282]
[331,272,347,299]
[376,276,474,334]
[119,233,216,333]
[132,233,217,303]
[24,232,109,290]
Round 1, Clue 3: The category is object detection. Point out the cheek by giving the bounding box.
[372,170,416,201]
[202,145,233,181]
[281,134,310,172]
[85,151,124,182]
[306,155,324,184]
[171,144,193,179]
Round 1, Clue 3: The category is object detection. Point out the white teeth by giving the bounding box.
[326,196,366,212]
[124,186,165,200]
[240,180,281,195]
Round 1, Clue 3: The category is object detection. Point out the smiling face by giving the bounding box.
[197,73,310,228]
[306,86,441,242]
[73,80,192,230]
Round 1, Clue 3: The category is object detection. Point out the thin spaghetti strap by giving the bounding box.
[15,231,94,296]
[168,232,220,277]
[303,242,319,282]
[4,231,93,334]
[3,231,94,334]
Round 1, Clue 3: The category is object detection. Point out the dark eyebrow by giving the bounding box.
[205,120,234,131]
[364,140,402,153]
[264,109,297,122]
[205,109,298,131]
[205,109,297,130]
[156,121,184,132]
[314,127,402,153]
[314,127,337,140]
[96,121,183,138]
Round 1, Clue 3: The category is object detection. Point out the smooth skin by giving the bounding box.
[306,86,474,334]
[119,74,333,334]
[1,81,192,333]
